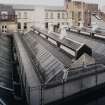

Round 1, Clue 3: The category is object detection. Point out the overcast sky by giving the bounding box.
[0,0,104,6]
[0,0,64,5]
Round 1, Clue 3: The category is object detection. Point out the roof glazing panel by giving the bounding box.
[23,32,66,83]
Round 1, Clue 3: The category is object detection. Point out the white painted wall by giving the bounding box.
[34,7,45,29]
[33,6,70,31]
[15,10,35,32]
[0,22,17,33]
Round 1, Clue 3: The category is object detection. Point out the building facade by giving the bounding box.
[0,4,17,33]
[44,6,70,32]
[34,6,70,32]
[65,0,98,27]
[13,5,69,33]
[0,3,98,33]
[13,5,35,32]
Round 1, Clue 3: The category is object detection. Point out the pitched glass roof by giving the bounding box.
[23,32,66,83]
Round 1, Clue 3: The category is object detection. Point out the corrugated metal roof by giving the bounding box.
[0,35,13,89]
[0,35,13,105]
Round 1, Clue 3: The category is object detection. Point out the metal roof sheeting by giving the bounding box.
[0,35,13,105]
[0,35,13,89]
